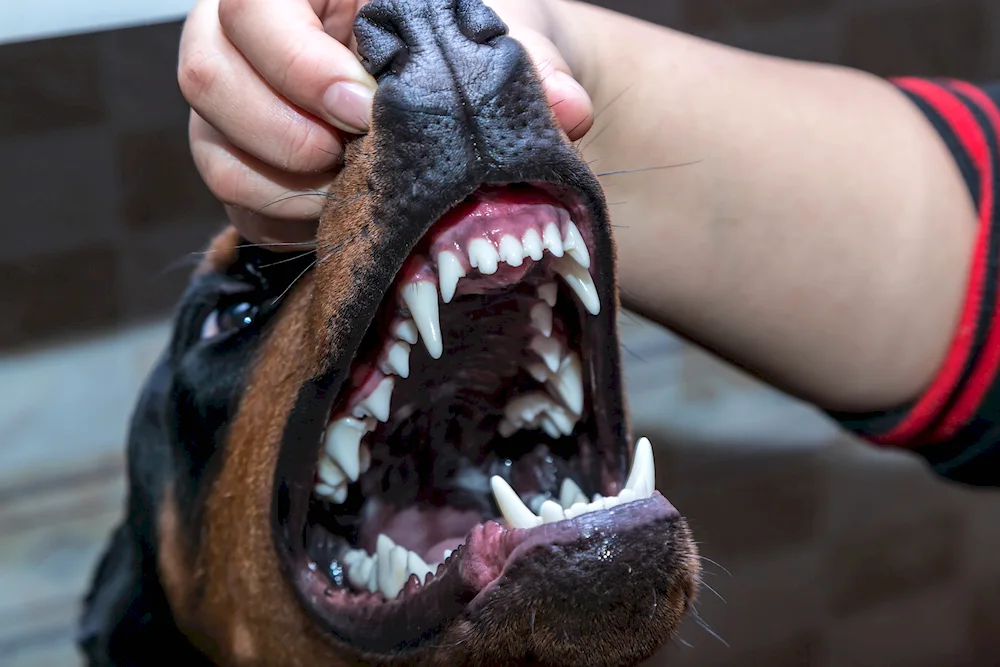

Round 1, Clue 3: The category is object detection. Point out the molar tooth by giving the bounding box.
[525,362,551,383]
[392,319,418,345]
[539,500,566,524]
[314,482,346,504]
[552,255,600,316]
[490,476,542,529]
[402,281,443,360]
[545,403,577,436]
[540,417,561,439]
[537,282,558,307]
[504,391,556,425]
[546,351,583,416]
[521,228,544,261]
[542,222,564,257]
[624,437,655,498]
[559,478,587,508]
[497,417,518,438]
[343,549,375,592]
[530,335,562,373]
[324,417,368,483]
[468,238,499,275]
[359,376,393,423]
[366,554,380,593]
[378,340,411,379]
[530,302,553,337]
[498,234,525,267]
[437,251,465,303]
[561,220,591,269]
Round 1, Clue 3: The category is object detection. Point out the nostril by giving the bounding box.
[455,0,507,44]
[355,7,407,79]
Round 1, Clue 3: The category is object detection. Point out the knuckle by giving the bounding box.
[217,0,251,33]
[280,121,339,172]
[177,48,220,104]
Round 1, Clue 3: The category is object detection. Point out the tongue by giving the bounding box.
[364,505,482,563]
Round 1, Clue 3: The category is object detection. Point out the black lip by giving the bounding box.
[270,175,627,653]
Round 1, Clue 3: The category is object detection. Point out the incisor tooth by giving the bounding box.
[530,335,562,373]
[402,281,443,360]
[559,478,587,508]
[468,238,499,275]
[324,417,368,482]
[537,282,558,307]
[624,437,655,498]
[498,234,525,267]
[490,476,541,529]
[547,352,583,416]
[437,251,465,303]
[539,499,565,524]
[393,319,418,345]
[522,228,544,261]
[542,222,564,257]
[561,221,591,269]
[552,255,600,316]
[530,302,553,337]
[379,340,411,379]
[359,376,393,423]
[406,551,434,584]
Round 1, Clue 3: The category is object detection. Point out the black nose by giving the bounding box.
[353,0,569,195]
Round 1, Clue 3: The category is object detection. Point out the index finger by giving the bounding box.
[219,0,376,134]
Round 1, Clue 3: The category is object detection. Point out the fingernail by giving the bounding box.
[547,70,588,103]
[323,81,375,134]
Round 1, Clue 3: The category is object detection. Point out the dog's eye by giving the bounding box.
[200,301,259,340]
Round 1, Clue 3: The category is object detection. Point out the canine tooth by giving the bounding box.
[402,281,443,360]
[530,302,553,337]
[542,222,564,257]
[617,488,637,505]
[498,234,525,267]
[562,221,591,269]
[393,319,418,345]
[490,476,541,529]
[379,340,411,379]
[547,352,583,416]
[437,251,465,303]
[504,391,556,425]
[537,282,558,307]
[552,255,600,316]
[624,437,655,498]
[358,376,393,423]
[522,228,544,261]
[406,551,434,584]
[559,478,587,508]
[539,499,566,524]
[376,534,409,599]
[468,238,499,275]
[324,417,368,483]
[530,335,562,373]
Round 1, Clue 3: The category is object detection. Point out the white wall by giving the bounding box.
[0,0,195,45]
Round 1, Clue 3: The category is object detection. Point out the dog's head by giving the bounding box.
[79,1,699,665]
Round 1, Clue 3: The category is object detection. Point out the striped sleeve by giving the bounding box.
[830,78,1000,487]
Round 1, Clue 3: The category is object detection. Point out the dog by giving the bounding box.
[78,0,699,664]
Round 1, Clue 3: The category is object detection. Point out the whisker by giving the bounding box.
[596,161,702,178]
[698,555,732,577]
[274,255,321,304]
[694,577,726,604]
[257,252,319,269]
[254,190,340,217]
[189,240,318,256]
[688,606,728,647]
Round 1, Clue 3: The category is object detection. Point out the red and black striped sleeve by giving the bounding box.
[830,78,1000,487]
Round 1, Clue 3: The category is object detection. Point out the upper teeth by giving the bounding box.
[489,437,656,530]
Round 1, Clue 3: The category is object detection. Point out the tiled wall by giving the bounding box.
[3,0,1000,351]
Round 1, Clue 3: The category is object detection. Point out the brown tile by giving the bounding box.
[0,32,106,139]
[0,128,120,262]
[844,0,993,79]
[678,0,835,34]
[116,124,223,230]
[118,222,224,321]
[828,505,963,618]
[0,245,119,350]
[104,21,190,131]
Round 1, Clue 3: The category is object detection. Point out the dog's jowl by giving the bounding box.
[79,1,699,665]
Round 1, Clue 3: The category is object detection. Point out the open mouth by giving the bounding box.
[277,182,674,649]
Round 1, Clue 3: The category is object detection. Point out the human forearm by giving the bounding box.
[550,1,976,413]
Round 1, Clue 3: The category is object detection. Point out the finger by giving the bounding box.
[219,0,377,134]
[179,0,344,173]
[504,25,594,140]
[190,112,336,226]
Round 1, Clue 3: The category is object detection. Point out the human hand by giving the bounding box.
[178,0,594,248]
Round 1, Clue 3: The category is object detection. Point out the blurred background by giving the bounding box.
[2,0,1000,665]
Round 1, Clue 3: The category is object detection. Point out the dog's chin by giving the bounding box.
[269,181,699,660]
